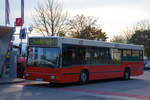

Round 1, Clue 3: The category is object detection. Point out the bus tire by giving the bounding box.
[79,70,89,85]
[124,68,130,80]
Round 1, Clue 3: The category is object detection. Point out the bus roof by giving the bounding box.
[28,36,144,50]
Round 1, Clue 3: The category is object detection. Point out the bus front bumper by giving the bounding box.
[24,72,61,83]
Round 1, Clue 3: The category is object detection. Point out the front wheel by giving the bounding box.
[124,69,130,80]
[79,71,88,84]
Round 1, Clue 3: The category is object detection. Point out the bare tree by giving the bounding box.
[111,35,126,43]
[33,0,68,36]
[134,19,150,31]
[67,14,98,36]
[120,27,134,43]
[119,19,150,43]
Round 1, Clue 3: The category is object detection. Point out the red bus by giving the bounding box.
[17,57,26,78]
[24,37,144,84]
[13,44,27,78]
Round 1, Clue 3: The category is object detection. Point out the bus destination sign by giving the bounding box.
[29,38,58,47]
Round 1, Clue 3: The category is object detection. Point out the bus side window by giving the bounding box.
[77,47,85,64]
[132,50,140,61]
[111,48,121,64]
[85,48,90,62]
[62,45,83,67]
[62,45,71,67]
[139,50,143,61]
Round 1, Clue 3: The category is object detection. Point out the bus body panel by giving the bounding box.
[88,65,124,80]
[25,67,61,83]
[122,62,144,76]
[25,61,144,84]
[59,66,83,83]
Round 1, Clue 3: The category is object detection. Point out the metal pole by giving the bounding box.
[26,31,28,43]
[5,0,7,26]
[20,27,22,56]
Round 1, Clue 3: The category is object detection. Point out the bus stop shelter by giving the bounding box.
[0,26,14,78]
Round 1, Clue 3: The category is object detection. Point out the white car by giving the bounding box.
[144,61,150,69]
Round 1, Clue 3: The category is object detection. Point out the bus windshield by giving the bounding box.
[27,47,60,68]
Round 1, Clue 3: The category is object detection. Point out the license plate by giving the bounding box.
[35,78,43,81]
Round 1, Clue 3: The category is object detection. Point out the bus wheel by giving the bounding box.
[79,70,88,84]
[124,68,130,80]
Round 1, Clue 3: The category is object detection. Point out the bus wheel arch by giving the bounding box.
[79,69,89,84]
[124,67,130,80]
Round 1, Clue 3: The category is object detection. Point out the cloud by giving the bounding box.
[64,0,149,9]
[1,0,150,40]
[64,0,150,39]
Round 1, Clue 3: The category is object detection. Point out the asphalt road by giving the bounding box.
[1,70,150,100]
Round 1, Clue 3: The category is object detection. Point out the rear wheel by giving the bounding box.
[124,68,130,80]
[79,70,88,84]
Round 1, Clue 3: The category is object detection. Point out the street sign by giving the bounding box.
[19,28,26,39]
[28,27,33,33]
[15,18,23,26]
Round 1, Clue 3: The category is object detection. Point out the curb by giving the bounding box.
[0,79,25,85]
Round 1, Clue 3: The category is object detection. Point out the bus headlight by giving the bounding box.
[50,75,55,79]
[26,73,29,77]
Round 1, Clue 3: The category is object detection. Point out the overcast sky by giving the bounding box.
[0,0,150,40]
